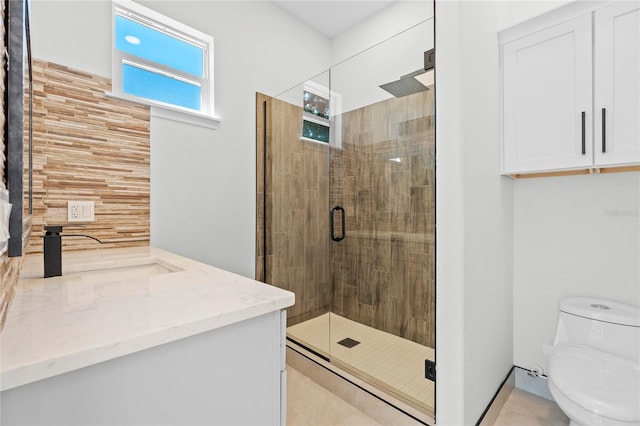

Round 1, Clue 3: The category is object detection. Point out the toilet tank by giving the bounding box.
[553,296,640,362]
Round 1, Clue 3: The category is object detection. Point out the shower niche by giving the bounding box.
[257,19,435,420]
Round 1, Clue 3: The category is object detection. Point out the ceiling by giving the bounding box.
[272,1,396,39]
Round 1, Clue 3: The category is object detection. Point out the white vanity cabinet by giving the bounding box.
[2,310,288,426]
[0,247,294,426]
[500,1,640,175]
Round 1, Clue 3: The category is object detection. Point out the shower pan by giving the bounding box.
[256,19,435,421]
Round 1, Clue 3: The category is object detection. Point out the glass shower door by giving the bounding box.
[326,19,436,415]
[260,16,435,419]
[261,71,333,357]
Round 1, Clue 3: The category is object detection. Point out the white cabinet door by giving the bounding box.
[594,2,640,167]
[502,14,593,174]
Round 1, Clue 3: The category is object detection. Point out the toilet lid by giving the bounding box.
[548,345,640,422]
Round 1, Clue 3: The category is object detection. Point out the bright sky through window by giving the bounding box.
[112,2,213,115]
[115,15,203,77]
[122,64,201,111]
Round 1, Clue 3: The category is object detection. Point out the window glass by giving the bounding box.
[115,15,203,77]
[303,90,330,119]
[112,1,214,117]
[302,120,330,143]
[122,63,201,110]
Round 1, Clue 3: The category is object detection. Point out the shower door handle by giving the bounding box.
[330,206,345,242]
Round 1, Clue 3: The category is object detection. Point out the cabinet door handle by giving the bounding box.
[601,107,606,153]
[581,111,586,155]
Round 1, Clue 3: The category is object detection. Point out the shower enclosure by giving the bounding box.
[257,19,435,418]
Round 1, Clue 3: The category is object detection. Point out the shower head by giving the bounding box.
[379,49,435,98]
[379,69,429,98]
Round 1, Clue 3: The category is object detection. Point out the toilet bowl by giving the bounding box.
[547,297,640,426]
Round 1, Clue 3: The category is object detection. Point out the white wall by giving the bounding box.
[30,1,113,77]
[330,0,433,65]
[434,1,466,422]
[328,1,433,114]
[435,1,514,423]
[458,0,517,421]
[513,173,640,372]
[435,1,569,423]
[493,0,640,376]
[274,2,434,117]
[437,2,639,423]
[331,19,433,114]
[30,0,332,277]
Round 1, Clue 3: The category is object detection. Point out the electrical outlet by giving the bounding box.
[68,201,95,223]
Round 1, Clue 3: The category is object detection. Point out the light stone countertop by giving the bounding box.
[0,246,294,391]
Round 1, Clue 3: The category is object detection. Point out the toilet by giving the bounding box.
[547,296,640,426]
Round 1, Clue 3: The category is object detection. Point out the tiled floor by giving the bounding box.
[287,313,434,414]
[288,313,567,426]
[287,366,384,426]
[495,388,569,426]
[288,359,569,426]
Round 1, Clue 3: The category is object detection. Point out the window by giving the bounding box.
[112,1,215,121]
[302,88,330,143]
[301,81,342,147]
[302,119,330,143]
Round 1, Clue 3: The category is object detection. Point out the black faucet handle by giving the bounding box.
[45,225,63,235]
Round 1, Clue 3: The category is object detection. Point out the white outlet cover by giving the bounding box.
[68,201,95,222]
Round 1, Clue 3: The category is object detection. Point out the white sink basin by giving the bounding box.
[70,258,183,284]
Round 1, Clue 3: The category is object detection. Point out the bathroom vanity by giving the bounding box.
[0,247,294,425]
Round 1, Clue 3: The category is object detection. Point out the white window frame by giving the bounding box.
[301,81,342,148]
[110,0,219,129]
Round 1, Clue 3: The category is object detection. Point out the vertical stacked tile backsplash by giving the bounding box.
[25,59,150,254]
[0,255,24,331]
[2,59,150,331]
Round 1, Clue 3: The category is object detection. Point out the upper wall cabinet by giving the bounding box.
[500,2,640,176]
[594,2,640,168]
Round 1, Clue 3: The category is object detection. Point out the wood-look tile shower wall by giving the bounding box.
[331,91,435,347]
[25,60,150,254]
[258,90,435,347]
[259,95,332,325]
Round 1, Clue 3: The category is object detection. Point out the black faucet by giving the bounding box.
[44,225,103,278]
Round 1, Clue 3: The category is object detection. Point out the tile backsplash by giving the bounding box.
[25,59,151,254]
[2,59,151,330]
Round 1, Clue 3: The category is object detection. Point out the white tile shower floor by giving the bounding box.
[287,313,435,414]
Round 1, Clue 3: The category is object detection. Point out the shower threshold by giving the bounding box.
[287,312,434,417]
